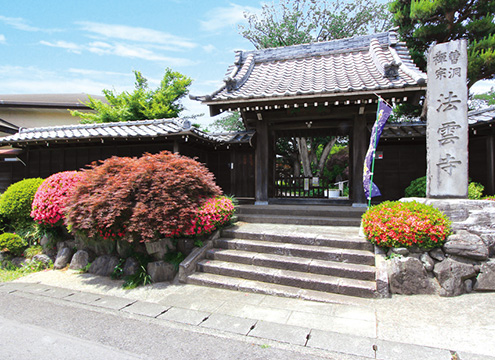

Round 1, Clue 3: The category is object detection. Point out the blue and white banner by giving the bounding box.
[363,99,393,200]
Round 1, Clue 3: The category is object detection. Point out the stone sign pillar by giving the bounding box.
[426,39,468,198]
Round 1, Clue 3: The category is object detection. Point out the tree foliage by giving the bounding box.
[239,0,393,49]
[208,111,246,132]
[71,69,192,123]
[389,0,495,88]
[473,87,495,105]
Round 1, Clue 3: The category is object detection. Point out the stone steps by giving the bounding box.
[235,204,364,227]
[185,222,378,301]
[189,262,376,298]
[186,272,371,304]
[205,249,376,281]
[222,226,373,251]
[213,238,375,266]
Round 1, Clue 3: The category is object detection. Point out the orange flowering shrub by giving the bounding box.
[362,201,451,249]
[31,171,84,227]
[64,151,222,242]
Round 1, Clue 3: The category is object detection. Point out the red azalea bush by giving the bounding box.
[362,201,451,249]
[179,196,235,237]
[31,171,85,227]
[64,151,222,242]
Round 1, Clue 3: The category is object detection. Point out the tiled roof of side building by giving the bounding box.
[190,31,426,105]
[0,118,254,146]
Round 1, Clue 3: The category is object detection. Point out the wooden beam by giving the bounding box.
[255,119,269,204]
[352,114,367,205]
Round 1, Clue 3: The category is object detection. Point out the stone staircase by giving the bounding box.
[234,204,364,226]
[186,206,378,302]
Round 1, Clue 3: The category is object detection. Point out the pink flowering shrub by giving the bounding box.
[179,196,235,237]
[31,171,85,227]
[362,201,451,249]
[483,196,495,201]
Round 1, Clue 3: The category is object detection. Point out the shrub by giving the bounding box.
[24,245,43,259]
[405,176,486,199]
[404,176,426,197]
[468,181,484,199]
[483,196,495,201]
[180,196,235,237]
[65,151,222,243]
[362,201,451,249]
[0,233,28,256]
[31,171,84,227]
[0,178,44,229]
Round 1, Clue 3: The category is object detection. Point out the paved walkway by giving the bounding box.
[3,270,494,360]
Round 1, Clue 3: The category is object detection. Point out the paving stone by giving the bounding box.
[456,352,495,360]
[306,329,377,358]
[214,301,291,324]
[330,303,376,322]
[43,286,77,299]
[64,291,101,304]
[0,282,29,293]
[374,339,452,360]
[121,301,171,318]
[93,296,136,310]
[248,320,311,346]
[156,307,211,326]
[287,310,376,338]
[22,283,53,295]
[200,313,256,335]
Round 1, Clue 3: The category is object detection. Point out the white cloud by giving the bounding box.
[0,15,60,33]
[471,79,495,94]
[202,44,216,53]
[40,40,82,54]
[0,65,131,95]
[68,68,132,78]
[200,3,260,32]
[77,21,197,50]
[87,41,198,66]
[0,34,5,43]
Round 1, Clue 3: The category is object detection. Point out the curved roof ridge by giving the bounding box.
[18,118,182,133]
[239,31,392,64]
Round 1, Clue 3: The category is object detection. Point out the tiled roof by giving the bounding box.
[468,106,495,125]
[191,31,426,106]
[381,106,495,139]
[0,118,252,146]
[0,93,107,108]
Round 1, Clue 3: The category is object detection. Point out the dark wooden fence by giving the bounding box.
[275,176,343,199]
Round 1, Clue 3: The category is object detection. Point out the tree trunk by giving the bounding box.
[316,137,337,176]
[297,137,312,177]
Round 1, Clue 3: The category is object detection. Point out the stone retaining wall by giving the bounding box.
[384,198,495,296]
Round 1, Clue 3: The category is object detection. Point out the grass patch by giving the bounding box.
[0,260,53,283]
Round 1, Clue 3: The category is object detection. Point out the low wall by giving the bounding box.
[384,198,495,296]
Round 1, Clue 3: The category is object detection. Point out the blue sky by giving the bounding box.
[1,1,493,127]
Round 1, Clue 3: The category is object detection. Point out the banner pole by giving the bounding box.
[368,99,382,209]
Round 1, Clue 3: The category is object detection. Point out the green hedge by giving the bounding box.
[0,178,44,229]
[0,233,27,256]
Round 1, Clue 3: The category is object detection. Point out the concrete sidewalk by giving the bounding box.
[2,270,494,360]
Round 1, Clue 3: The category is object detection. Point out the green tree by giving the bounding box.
[71,69,192,123]
[474,87,495,105]
[208,111,246,132]
[389,0,495,88]
[239,0,392,49]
